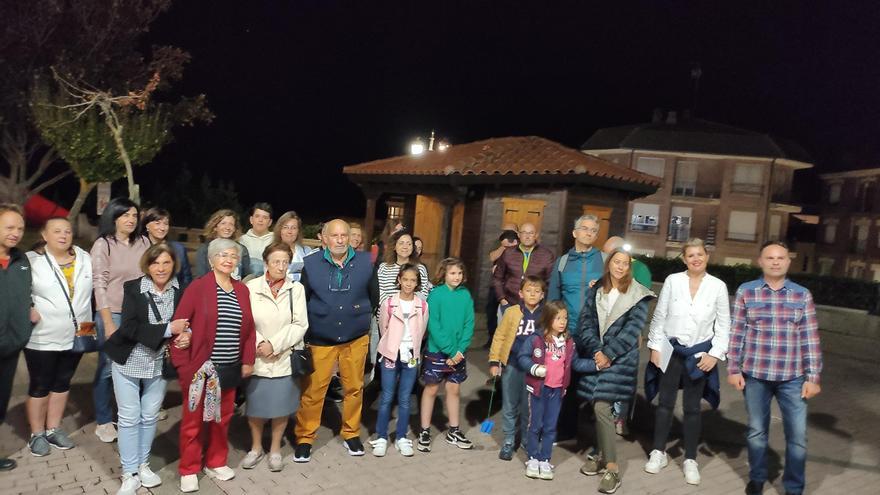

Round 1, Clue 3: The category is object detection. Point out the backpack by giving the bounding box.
[557,250,608,274]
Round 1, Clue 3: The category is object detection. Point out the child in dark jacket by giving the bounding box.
[517,301,598,480]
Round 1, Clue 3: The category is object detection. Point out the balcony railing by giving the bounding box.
[667,223,691,242]
[630,222,659,234]
[731,182,763,195]
[727,232,758,242]
[672,181,696,197]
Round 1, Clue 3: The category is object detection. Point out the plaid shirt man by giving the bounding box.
[728,277,823,383]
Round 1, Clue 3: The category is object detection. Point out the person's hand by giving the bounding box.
[30,308,41,324]
[489,365,502,377]
[174,331,191,350]
[104,319,118,338]
[169,318,189,335]
[728,373,745,391]
[594,351,611,369]
[453,351,465,363]
[499,299,509,307]
[802,381,821,399]
[257,341,274,357]
[241,364,254,379]
[650,350,662,368]
[533,365,547,378]
[588,279,597,288]
[696,354,718,373]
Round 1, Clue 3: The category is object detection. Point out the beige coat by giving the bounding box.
[246,276,308,378]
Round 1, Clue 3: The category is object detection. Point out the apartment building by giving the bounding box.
[581,113,812,265]
[816,168,880,280]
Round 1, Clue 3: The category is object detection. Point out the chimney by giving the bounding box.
[652,108,663,123]
[666,111,677,125]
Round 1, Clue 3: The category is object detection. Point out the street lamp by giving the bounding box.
[410,138,425,155]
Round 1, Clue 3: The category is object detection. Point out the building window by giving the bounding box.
[828,183,842,204]
[724,257,753,266]
[667,206,692,242]
[630,203,660,233]
[858,182,877,213]
[852,223,869,254]
[768,214,782,241]
[635,157,665,178]
[673,161,698,196]
[851,265,865,279]
[824,224,837,244]
[728,210,758,242]
[818,258,834,276]
[732,164,764,194]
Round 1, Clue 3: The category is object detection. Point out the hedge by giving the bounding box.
[636,256,880,311]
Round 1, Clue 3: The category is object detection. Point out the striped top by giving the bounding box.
[376,262,432,304]
[211,284,242,365]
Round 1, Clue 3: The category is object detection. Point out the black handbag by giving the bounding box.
[288,287,314,377]
[44,253,98,353]
[145,293,178,379]
[216,362,243,389]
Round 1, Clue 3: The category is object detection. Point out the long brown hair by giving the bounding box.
[383,230,414,265]
[433,257,467,286]
[203,209,241,240]
[539,300,569,343]
[273,211,302,246]
[600,248,633,294]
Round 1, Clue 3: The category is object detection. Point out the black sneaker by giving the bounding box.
[498,443,514,461]
[325,387,344,403]
[745,480,764,495]
[0,458,16,471]
[417,428,432,452]
[445,427,474,450]
[293,443,311,463]
[343,437,365,456]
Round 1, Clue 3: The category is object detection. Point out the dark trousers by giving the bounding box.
[0,350,20,424]
[485,287,499,341]
[527,386,563,461]
[652,353,706,459]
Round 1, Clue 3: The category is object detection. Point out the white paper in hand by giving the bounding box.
[659,338,674,373]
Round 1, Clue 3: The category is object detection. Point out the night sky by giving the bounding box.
[135,1,880,221]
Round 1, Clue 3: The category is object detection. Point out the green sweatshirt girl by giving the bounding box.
[426,284,475,357]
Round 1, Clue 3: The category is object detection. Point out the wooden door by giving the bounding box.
[414,195,445,270]
[582,205,613,247]
[501,197,546,232]
[449,202,465,257]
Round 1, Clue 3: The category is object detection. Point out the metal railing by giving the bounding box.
[731,183,763,195]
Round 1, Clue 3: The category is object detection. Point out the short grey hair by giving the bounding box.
[208,238,242,260]
[681,238,707,257]
[574,214,599,230]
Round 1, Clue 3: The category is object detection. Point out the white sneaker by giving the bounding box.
[644,449,668,474]
[683,458,701,485]
[525,458,540,479]
[204,465,235,481]
[395,438,414,457]
[116,473,140,495]
[538,460,554,480]
[138,463,161,488]
[180,474,199,493]
[95,423,117,443]
[369,438,387,457]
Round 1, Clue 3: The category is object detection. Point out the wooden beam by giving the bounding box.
[363,196,378,246]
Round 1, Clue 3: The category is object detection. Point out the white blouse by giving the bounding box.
[647,271,730,360]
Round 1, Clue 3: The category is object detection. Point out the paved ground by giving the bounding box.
[0,327,878,495]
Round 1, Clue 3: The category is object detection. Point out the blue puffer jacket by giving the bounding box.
[300,247,375,345]
[575,283,654,403]
[547,247,605,337]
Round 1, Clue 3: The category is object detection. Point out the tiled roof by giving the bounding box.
[343,136,661,187]
[582,118,814,164]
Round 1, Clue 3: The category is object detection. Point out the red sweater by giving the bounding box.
[170,272,256,381]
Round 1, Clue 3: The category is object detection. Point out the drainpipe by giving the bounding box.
[763,158,777,245]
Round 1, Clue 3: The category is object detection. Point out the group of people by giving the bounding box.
[0,202,823,495]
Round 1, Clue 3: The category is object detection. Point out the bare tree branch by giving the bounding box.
[26,168,72,199]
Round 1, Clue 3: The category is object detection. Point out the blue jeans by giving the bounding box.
[111,365,167,474]
[501,365,528,447]
[376,357,418,440]
[94,312,121,425]
[527,386,563,462]
[744,374,808,494]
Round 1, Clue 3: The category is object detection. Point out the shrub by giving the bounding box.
[635,256,879,311]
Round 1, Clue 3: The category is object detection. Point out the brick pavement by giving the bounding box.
[1,328,878,494]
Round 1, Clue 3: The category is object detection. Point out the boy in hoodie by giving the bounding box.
[488,275,545,461]
[238,202,274,275]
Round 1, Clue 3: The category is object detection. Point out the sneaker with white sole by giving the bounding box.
[241,450,264,469]
[417,428,432,452]
[539,460,554,480]
[180,474,199,493]
[293,443,311,463]
[95,423,117,443]
[28,433,50,457]
[369,438,387,457]
[45,428,75,450]
[204,465,235,481]
[344,437,365,456]
[644,449,668,474]
[525,458,540,478]
[445,427,474,449]
[683,458,701,485]
[395,437,414,457]
[268,453,283,472]
[116,473,140,495]
[138,463,161,488]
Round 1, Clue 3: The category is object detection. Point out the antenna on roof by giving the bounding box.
[428,130,436,152]
[690,62,702,115]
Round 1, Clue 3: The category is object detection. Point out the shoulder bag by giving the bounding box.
[45,253,98,353]
[145,292,178,379]
[288,287,314,377]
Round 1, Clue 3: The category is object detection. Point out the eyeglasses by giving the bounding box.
[575,227,600,234]
[267,259,291,267]
[215,252,240,261]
